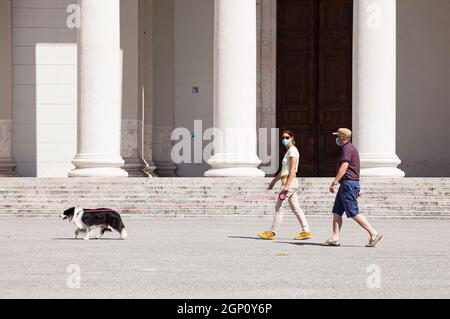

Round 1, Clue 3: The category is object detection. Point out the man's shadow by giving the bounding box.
[278,241,365,248]
[228,236,364,248]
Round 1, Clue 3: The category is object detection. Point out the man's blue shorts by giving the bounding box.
[332,180,360,218]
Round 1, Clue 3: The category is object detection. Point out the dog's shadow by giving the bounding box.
[52,238,123,241]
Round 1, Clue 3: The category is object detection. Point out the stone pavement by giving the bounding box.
[0,217,449,299]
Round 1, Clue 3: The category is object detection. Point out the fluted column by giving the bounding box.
[69,0,128,177]
[353,0,405,177]
[205,0,265,177]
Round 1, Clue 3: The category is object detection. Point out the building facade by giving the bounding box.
[0,0,449,178]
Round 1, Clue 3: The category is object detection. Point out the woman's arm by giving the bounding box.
[268,172,282,190]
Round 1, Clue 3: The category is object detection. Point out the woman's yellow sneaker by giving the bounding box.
[294,232,313,240]
[258,231,276,240]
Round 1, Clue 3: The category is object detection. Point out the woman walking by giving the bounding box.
[258,130,312,240]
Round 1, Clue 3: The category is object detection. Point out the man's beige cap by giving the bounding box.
[333,128,352,139]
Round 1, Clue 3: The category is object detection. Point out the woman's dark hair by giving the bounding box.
[281,130,297,146]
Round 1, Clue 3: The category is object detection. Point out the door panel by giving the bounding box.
[318,0,353,176]
[277,0,317,176]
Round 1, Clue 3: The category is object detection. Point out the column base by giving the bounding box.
[69,167,129,177]
[69,155,128,177]
[143,161,157,177]
[205,167,266,177]
[361,167,405,177]
[154,161,178,177]
[360,154,405,177]
[205,154,266,177]
[0,158,19,177]
[123,158,152,177]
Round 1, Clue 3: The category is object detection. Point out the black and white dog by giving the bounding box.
[61,207,128,240]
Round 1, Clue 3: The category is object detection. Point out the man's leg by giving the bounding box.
[332,213,343,241]
[342,182,379,240]
[352,214,378,239]
[330,186,345,241]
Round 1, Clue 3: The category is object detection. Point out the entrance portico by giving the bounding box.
[70,0,403,178]
[1,0,414,178]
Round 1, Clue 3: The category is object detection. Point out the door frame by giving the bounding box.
[258,0,354,177]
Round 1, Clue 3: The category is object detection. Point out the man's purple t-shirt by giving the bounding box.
[337,141,360,181]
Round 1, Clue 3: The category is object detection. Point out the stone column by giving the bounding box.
[205,0,265,177]
[353,0,405,177]
[0,0,18,177]
[69,0,128,177]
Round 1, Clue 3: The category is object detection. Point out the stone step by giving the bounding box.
[1,199,449,205]
[0,178,449,218]
[1,180,449,185]
[0,210,448,218]
[0,185,447,190]
[2,204,449,211]
[1,189,449,193]
[0,189,447,194]
[2,185,449,189]
[0,177,449,184]
[1,203,450,211]
[0,197,446,202]
[1,182,449,188]
[1,194,450,200]
[1,195,449,201]
[1,182,450,188]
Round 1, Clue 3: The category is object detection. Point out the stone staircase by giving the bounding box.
[0,178,449,219]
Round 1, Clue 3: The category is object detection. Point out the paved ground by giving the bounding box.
[0,217,449,299]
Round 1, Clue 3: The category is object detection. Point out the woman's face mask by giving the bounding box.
[336,138,341,147]
[282,138,291,148]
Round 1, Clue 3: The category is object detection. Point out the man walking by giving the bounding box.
[322,128,383,248]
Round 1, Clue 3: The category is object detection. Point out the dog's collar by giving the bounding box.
[74,208,83,218]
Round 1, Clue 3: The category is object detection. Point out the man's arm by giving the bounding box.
[333,162,349,186]
[330,162,349,193]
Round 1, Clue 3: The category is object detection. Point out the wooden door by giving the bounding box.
[277,0,353,177]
